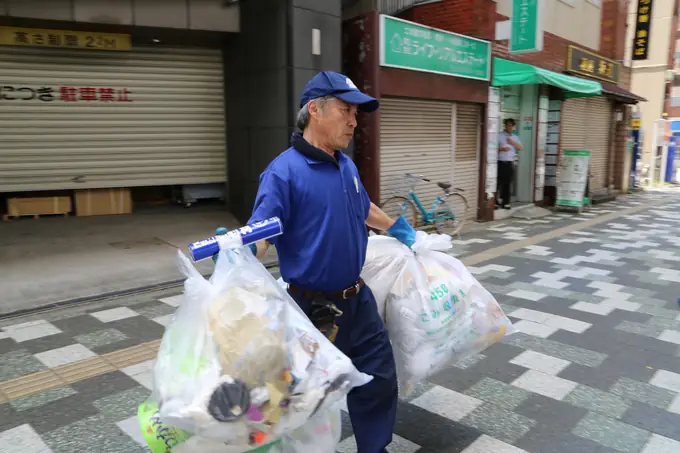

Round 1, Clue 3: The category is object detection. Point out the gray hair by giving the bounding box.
[296,95,335,130]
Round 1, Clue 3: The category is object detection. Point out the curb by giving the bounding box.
[0,261,280,321]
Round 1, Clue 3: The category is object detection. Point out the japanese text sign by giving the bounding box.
[379,15,491,81]
[510,0,544,54]
[632,0,653,60]
[0,85,134,103]
[0,26,131,51]
[566,45,620,84]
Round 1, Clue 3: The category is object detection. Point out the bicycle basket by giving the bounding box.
[389,174,422,198]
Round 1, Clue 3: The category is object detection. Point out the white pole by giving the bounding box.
[660,125,669,187]
[648,120,659,187]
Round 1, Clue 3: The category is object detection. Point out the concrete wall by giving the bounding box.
[224,0,342,222]
[495,0,603,51]
[625,0,676,164]
[0,0,240,32]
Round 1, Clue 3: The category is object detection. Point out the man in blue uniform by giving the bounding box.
[219,71,416,452]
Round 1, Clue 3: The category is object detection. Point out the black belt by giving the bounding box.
[288,278,365,301]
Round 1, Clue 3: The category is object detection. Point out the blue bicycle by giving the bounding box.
[380,173,469,237]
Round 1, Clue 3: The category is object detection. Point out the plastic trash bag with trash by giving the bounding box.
[138,245,369,451]
[138,399,342,453]
[361,231,516,396]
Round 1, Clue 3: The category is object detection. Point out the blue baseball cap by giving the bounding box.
[299,71,379,112]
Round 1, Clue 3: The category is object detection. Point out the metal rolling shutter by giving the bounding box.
[585,97,612,191]
[454,102,481,221]
[559,98,589,184]
[0,45,227,192]
[379,97,454,208]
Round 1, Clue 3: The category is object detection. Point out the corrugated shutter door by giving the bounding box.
[559,98,589,184]
[0,45,226,192]
[379,97,453,208]
[585,97,612,191]
[454,102,480,221]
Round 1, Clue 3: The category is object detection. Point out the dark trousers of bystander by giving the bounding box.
[497,161,514,207]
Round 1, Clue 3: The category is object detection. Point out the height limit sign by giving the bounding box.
[510,0,544,54]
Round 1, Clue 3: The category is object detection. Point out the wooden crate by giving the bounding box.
[4,196,72,221]
[75,188,133,217]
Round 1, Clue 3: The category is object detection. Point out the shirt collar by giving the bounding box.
[291,132,343,167]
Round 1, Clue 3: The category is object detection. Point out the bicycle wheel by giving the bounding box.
[380,196,418,229]
[433,192,469,237]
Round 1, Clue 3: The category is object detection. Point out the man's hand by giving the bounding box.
[366,202,416,247]
[499,145,510,151]
[386,216,416,248]
[508,138,522,151]
[213,227,260,263]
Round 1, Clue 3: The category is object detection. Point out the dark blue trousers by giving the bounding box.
[288,284,398,453]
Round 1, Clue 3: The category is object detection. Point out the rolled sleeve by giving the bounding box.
[248,169,291,245]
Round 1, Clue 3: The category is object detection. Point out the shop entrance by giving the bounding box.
[500,85,537,204]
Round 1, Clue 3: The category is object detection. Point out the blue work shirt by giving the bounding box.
[248,133,371,292]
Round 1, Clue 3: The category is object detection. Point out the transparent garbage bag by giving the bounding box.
[140,246,370,451]
[361,231,516,396]
[361,234,412,321]
[139,400,341,453]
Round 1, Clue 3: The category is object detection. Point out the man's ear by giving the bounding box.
[308,99,322,118]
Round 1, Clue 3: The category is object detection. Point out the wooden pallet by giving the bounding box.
[3,196,72,221]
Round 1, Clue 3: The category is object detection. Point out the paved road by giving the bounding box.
[1,191,679,453]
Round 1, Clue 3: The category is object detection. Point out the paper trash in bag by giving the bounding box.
[142,246,370,450]
[361,231,515,395]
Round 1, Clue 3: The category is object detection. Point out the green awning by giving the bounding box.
[492,58,602,98]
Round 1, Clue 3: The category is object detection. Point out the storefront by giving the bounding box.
[561,45,645,199]
[378,98,483,222]
[344,13,490,222]
[0,25,228,216]
[560,97,612,194]
[489,58,602,211]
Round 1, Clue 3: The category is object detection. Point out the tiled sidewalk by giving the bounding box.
[1,190,680,453]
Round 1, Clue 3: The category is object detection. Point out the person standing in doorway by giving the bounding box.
[497,118,523,209]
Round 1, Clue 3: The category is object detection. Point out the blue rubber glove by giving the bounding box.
[387,216,416,248]
[213,227,257,263]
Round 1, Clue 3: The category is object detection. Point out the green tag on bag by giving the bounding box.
[138,400,282,453]
[138,400,192,453]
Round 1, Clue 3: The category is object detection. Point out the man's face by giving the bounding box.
[504,121,515,134]
[312,97,359,149]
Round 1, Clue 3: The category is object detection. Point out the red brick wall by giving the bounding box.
[399,0,496,40]
[404,0,629,75]
[600,0,630,61]
[491,12,604,73]
[613,105,631,191]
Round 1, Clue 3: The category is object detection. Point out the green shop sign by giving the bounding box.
[379,15,491,81]
[510,0,544,54]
